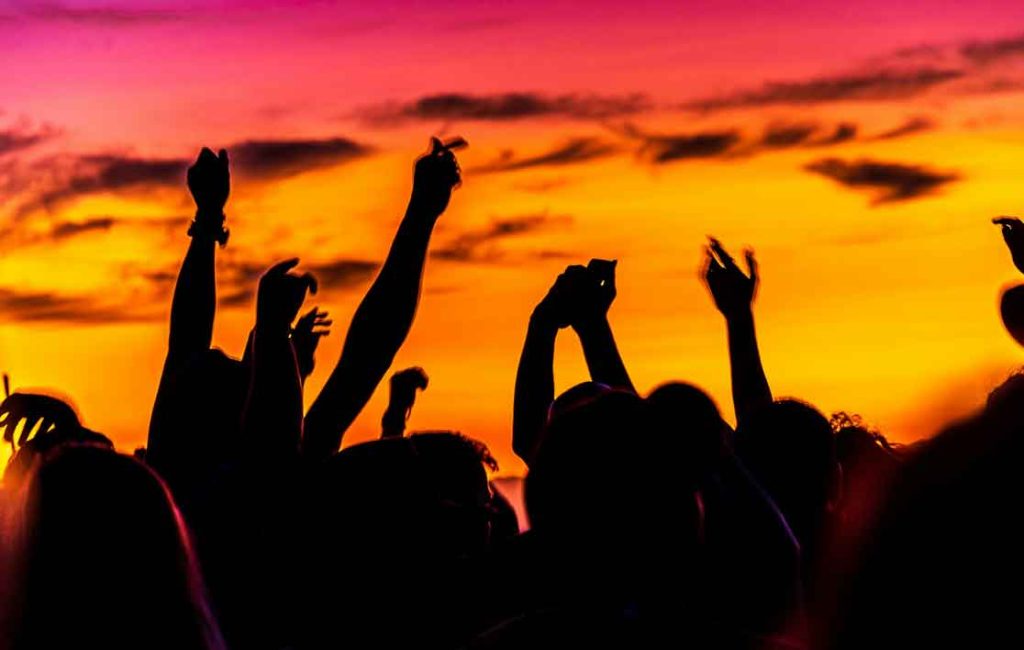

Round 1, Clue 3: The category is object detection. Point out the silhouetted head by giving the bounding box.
[1,444,223,650]
[525,390,703,575]
[1000,284,1024,347]
[314,431,498,559]
[645,381,731,483]
[735,399,840,547]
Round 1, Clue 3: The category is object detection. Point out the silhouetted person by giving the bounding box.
[513,260,633,464]
[1,392,112,491]
[302,137,465,461]
[703,239,841,597]
[381,366,429,438]
[646,382,802,638]
[297,430,499,649]
[827,372,1024,649]
[994,217,1024,345]
[0,444,224,650]
[147,147,245,514]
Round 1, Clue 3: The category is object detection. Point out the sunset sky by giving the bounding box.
[4,0,1024,474]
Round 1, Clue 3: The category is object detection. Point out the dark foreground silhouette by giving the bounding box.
[2,140,1023,649]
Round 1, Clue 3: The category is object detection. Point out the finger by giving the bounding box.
[709,238,738,271]
[993,216,1021,227]
[218,148,229,165]
[430,136,445,155]
[300,272,318,295]
[268,258,300,276]
[198,147,217,163]
[300,306,319,324]
[314,319,334,328]
[745,249,759,284]
[442,136,469,151]
[18,415,42,447]
[706,247,724,273]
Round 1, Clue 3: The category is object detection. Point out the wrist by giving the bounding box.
[724,307,754,326]
[189,210,229,245]
[572,314,610,337]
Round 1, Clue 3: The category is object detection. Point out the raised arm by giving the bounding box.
[302,138,463,461]
[241,259,317,462]
[704,238,771,429]
[571,259,635,393]
[380,367,429,438]
[166,148,230,369]
[512,267,578,464]
[148,148,229,452]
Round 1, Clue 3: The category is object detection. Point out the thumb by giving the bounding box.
[430,136,445,155]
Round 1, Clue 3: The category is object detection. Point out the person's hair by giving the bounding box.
[646,381,731,483]
[735,399,838,542]
[0,444,224,650]
[525,389,703,561]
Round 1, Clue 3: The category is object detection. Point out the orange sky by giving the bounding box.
[4,2,1024,474]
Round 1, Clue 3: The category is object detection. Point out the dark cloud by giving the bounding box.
[364,92,649,123]
[305,259,379,287]
[0,287,156,325]
[433,214,572,263]
[49,217,116,240]
[684,68,964,112]
[10,135,371,219]
[804,158,960,204]
[814,122,858,146]
[0,122,60,156]
[17,155,187,218]
[471,138,617,173]
[230,138,371,179]
[871,117,936,141]
[759,123,819,149]
[634,129,742,164]
[961,33,1024,65]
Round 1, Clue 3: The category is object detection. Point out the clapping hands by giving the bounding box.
[703,238,758,320]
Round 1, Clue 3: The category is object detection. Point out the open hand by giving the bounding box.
[703,237,758,319]
[292,307,332,379]
[0,392,82,449]
[409,137,465,220]
[257,259,318,332]
[994,217,1024,275]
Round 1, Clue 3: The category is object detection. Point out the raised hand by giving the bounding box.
[570,258,618,331]
[704,237,759,319]
[188,147,230,216]
[292,307,333,379]
[0,392,82,449]
[409,137,465,220]
[534,264,588,329]
[257,259,318,332]
[187,147,230,245]
[381,367,429,438]
[994,217,1024,275]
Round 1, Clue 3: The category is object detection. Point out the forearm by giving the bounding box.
[575,316,635,393]
[242,323,304,461]
[513,315,558,464]
[725,309,772,428]
[166,234,217,364]
[303,207,436,459]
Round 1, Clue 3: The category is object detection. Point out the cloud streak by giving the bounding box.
[0,287,157,325]
[433,213,572,263]
[363,92,649,124]
[683,68,964,112]
[471,138,617,173]
[804,158,960,204]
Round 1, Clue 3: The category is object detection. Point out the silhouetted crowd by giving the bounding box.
[2,140,1023,649]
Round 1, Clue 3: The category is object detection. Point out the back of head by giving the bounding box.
[735,399,838,545]
[2,444,223,650]
[525,390,702,572]
[645,382,730,483]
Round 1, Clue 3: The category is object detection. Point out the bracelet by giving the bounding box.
[188,213,229,246]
